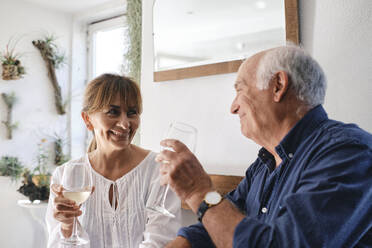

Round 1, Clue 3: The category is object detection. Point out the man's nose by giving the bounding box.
[230,97,239,114]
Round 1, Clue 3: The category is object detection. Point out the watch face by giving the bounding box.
[205,191,222,205]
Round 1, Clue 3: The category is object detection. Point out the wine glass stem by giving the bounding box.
[161,184,170,207]
[71,216,78,239]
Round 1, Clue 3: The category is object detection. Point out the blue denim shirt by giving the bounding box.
[178,105,372,247]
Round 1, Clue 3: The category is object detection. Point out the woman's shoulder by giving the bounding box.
[130,145,158,170]
[131,145,156,161]
[132,145,151,156]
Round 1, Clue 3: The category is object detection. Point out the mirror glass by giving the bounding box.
[154,0,286,72]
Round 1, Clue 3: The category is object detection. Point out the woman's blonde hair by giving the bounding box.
[82,74,142,152]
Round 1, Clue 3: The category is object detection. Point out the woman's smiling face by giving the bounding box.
[84,93,140,151]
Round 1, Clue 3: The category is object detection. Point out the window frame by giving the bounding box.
[87,15,127,81]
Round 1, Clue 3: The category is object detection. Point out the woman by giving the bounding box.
[46,74,181,247]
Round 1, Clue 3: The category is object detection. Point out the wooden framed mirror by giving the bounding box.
[153,0,299,82]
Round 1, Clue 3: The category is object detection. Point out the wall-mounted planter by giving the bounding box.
[2,64,24,80]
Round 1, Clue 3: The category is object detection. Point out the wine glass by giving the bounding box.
[60,162,93,246]
[147,122,197,218]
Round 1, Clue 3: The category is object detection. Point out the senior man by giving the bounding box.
[157,45,372,247]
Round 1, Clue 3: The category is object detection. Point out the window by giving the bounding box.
[88,16,128,79]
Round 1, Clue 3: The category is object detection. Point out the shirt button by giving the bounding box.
[288,153,294,158]
[261,207,268,213]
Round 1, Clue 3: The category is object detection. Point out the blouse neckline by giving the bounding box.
[85,151,154,184]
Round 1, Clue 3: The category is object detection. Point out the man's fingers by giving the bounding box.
[160,139,189,153]
[159,176,168,186]
[156,149,178,164]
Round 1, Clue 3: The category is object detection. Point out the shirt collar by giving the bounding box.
[258,147,276,172]
[275,105,328,160]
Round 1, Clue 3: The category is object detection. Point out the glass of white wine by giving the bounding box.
[61,162,93,246]
[147,122,197,218]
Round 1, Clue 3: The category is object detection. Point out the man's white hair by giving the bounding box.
[256,44,327,107]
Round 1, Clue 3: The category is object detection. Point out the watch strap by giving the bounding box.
[197,195,223,222]
[197,200,209,222]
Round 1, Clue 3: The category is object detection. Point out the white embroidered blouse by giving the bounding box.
[46,152,182,248]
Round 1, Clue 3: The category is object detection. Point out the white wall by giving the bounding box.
[141,0,372,225]
[0,0,73,247]
[0,0,72,168]
[300,0,372,129]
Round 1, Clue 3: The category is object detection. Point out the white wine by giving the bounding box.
[63,190,91,205]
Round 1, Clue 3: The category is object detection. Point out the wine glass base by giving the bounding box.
[147,206,176,218]
[60,236,89,246]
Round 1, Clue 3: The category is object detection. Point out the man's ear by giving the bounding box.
[81,112,94,131]
[272,71,289,102]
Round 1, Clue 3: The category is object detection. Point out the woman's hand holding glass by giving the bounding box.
[52,162,94,245]
[51,184,83,236]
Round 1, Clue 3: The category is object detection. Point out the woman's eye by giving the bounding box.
[107,109,119,115]
[127,110,137,116]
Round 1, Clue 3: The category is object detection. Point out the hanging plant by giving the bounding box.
[124,0,142,83]
[1,37,26,80]
[124,0,142,145]
[32,35,66,115]
[1,92,18,139]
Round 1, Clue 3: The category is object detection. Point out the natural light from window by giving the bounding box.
[93,26,128,77]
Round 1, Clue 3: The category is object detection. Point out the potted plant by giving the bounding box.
[18,168,50,202]
[18,139,52,202]
[1,37,25,80]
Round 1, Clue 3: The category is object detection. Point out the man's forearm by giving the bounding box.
[201,200,245,248]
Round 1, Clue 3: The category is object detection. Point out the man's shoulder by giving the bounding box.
[316,118,372,149]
